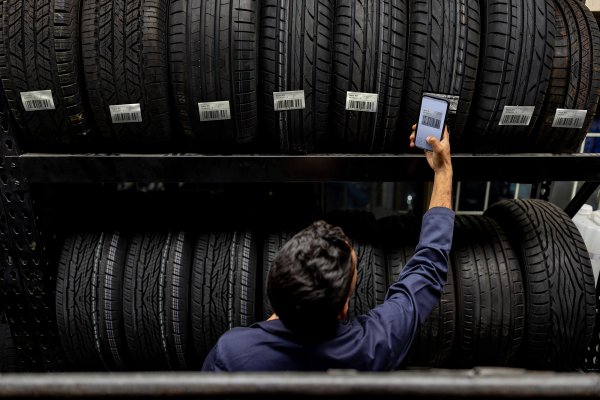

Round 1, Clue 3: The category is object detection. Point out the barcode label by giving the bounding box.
[421,113,442,129]
[498,106,535,126]
[20,90,55,111]
[552,109,587,129]
[109,104,143,124]
[346,92,378,113]
[199,101,231,121]
[423,93,459,114]
[273,91,305,111]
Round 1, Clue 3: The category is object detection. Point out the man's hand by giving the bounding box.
[410,124,452,176]
[410,124,453,210]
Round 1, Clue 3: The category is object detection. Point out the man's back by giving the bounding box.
[202,207,455,371]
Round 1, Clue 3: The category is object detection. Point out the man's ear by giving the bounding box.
[338,299,350,321]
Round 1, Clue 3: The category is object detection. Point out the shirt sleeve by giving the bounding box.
[352,207,455,370]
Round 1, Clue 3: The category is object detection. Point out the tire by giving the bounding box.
[123,232,194,370]
[324,210,386,318]
[378,214,455,367]
[348,239,386,319]
[0,316,17,372]
[485,199,596,370]
[81,0,172,149]
[583,273,600,371]
[191,232,257,361]
[535,0,600,153]
[56,232,129,371]
[464,0,556,153]
[402,0,480,150]
[0,0,91,149]
[262,231,295,319]
[451,216,524,367]
[169,0,258,151]
[332,0,408,152]
[260,0,333,153]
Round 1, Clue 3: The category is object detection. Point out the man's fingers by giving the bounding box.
[442,126,450,143]
[426,136,444,153]
[412,124,417,130]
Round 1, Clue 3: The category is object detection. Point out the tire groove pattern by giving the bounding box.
[451,216,524,367]
[81,0,172,149]
[465,0,556,152]
[123,232,193,370]
[56,232,129,370]
[0,0,91,149]
[332,0,408,152]
[402,0,480,150]
[169,0,258,151]
[191,231,257,362]
[378,214,456,367]
[485,199,595,370]
[260,0,333,153]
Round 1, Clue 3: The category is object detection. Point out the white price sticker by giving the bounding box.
[346,92,378,112]
[20,90,55,111]
[199,101,231,121]
[498,106,535,126]
[109,104,143,124]
[552,109,587,129]
[423,93,459,114]
[273,91,306,111]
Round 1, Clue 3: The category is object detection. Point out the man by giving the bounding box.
[203,126,454,371]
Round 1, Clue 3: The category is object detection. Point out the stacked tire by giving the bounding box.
[55,200,597,371]
[56,230,258,370]
[1,0,598,153]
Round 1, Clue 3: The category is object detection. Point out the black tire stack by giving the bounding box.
[2,0,598,153]
[54,201,597,371]
[486,199,596,370]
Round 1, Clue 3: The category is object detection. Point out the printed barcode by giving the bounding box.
[202,110,229,120]
[276,99,303,110]
[113,112,142,123]
[348,100,375,111]
[501,114,529,125]
[25,99,51,110]
[422,115,441,129]
[555,117,583,128]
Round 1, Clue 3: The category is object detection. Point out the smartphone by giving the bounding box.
[415,95,449,151]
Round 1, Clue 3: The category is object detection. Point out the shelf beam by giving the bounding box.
[8,153,600,183]
[0,370,598,398]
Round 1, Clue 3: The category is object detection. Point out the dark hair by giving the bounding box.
[267,221,355,340]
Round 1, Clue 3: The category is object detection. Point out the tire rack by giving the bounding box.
[1,95,600,374]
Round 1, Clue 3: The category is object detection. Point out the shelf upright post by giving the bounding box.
[0,88,64,371]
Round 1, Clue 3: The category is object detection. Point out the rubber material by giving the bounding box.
[56,232,129,371]
[332,0,408,152]
[536,0,600,152]
[485,199,596,370]
[402,0,480,149]
[169,0,258,151]
[378,214,455,367]
[0,317,17,372]
[465,0,556,153]
[0,0,91,149]
[451,216,524,367]
[81,0,172,149]
[324,210,386,318]
[123,232,194,370]
[260,0,333,153]
[191,232,257,361]
[262,231,295,319]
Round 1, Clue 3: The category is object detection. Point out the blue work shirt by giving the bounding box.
[202,207,455,371]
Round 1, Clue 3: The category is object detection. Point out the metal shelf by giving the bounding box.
[0,369,597,399]
[9,153,600,183]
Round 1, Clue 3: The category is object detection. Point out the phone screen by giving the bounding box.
[415,96,449,151]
